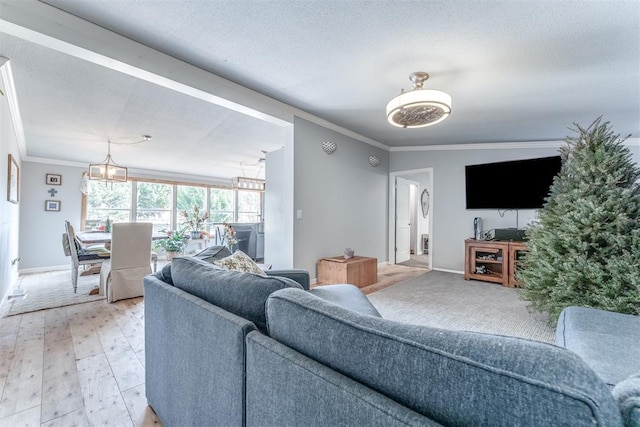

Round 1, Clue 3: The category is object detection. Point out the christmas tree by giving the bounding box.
[518,117,640,322]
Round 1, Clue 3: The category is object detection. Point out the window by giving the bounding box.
[82,176,262,231]
[85,180,131,228]
[237,190,262,223]
[209,188,234,224]
[137,182,172,233]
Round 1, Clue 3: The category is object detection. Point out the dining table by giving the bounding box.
[75,230,212,253]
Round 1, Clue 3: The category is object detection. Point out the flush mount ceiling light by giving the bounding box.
[89,135,151,186]
[386,72,452,128]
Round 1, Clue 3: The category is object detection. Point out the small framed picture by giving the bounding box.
[46,174,62,185]
[7,154,19,204]
[45,200,61,212]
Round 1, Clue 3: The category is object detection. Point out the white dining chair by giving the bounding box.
[99,222,153,302]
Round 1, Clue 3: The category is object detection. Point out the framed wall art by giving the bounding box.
[7,154,19,204]
[45,200,61,212]
[46,173,62,185]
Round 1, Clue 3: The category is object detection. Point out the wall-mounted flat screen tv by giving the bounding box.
[465,156,562,209]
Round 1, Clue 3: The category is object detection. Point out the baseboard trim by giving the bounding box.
[19,265,69,275]
[432,268,464,275]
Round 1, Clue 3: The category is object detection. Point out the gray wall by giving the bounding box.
[0,83,21,302]
[293,117,389,277]
[392,143,639,272]
[391,146,564,272]
[18,162,86,270]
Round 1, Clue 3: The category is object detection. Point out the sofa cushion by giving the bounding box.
[309,284,381,317]
[194,245,232,263]
[266,288,622,426]
[171,256,302,333]
[556,306,640,387]
[612,372,640,427]
[214,250,267,277]
[155,262,174,285]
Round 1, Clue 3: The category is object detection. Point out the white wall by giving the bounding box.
[0,80,21,302]
[264,125,294,269]
[293,117,389,277]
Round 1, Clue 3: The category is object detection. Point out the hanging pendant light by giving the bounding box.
[386,72,452,128]
[88,135,151,186]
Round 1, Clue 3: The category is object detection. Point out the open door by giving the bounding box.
[395,177,411,263]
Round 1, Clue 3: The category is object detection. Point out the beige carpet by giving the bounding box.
[368,270,555,343]
[1,270,104,317]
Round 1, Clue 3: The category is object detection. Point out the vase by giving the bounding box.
[190,231,201,239]
[166,251,179,261]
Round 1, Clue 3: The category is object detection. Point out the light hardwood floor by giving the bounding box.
[0,297,160,427]
[0,262,428,427]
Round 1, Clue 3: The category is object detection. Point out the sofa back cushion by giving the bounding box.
[171,256,302,333]
[266,288,622,426]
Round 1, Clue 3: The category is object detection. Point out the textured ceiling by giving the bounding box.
[1,0,639,179]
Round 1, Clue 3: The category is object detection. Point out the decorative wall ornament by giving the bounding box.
[368,155,381,167]
[321,140,337,155]
[48,188,58,197]
[46,173,62,185]
[421,188,430,218]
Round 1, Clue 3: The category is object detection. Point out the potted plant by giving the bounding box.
[153,227,189,261]
[222,222,238,251]
[181,205,209,239]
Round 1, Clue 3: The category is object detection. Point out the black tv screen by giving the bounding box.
[465,156,561,209]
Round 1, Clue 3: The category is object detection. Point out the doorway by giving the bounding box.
[388,168,433,269]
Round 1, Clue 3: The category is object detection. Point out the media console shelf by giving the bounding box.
[464,239,528,287]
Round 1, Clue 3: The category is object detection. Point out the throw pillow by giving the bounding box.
[214,250,267,277]
[612,372,640,427]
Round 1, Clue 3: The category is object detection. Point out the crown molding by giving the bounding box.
[0,58,27,159]
[23,155,233,187]
[390,138,640,152]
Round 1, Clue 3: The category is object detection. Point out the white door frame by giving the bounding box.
[395,176,415,263]
[388,168,434,266]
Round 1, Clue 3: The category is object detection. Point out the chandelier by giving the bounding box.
[386,72,452,128]
[232,177,265,191]
[89,135,151,185]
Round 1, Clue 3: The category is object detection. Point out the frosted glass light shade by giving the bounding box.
[386,89,452,128]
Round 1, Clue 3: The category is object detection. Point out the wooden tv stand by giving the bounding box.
[464,239,528,287]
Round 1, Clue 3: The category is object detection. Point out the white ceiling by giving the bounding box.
[1,0,639,181]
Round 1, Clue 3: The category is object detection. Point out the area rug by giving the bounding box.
[1,270,104,317]
[367,270,555,343]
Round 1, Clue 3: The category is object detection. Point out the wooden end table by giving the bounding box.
[317,256,378,288]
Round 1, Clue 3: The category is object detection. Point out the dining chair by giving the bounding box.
[99,222,153,302]
[64,220,111,293]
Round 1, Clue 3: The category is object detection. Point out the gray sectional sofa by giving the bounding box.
[144,252,638,426]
